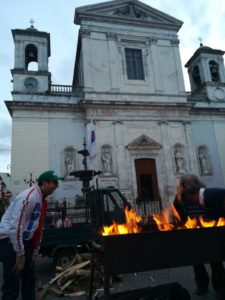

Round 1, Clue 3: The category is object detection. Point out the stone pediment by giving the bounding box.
[126,135,161,150]
[75,0,183,31]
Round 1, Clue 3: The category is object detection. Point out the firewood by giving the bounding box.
[92,241,103,252]
[75,269,91,276]
[50,260,90,287]
[49,268,70,284]
[80,252,92,260]
[48,286,63,297]
[64,291,86,297]
[60,279,74,291]
[75,253,83,263]
[64,260,90,278]
[36,280,43,291]
[36,284,50,300]
[64,256,77,268]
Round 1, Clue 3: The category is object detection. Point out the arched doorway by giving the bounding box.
[135,158,161,215]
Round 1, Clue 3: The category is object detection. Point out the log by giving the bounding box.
[64,291,86,297]
[49,267,71,284]
[75,269,91,276]
[36,284,50,300]
[92,241,103,252]
[60,279,74,291]
[64,260,90,278]
[48,286,63,297]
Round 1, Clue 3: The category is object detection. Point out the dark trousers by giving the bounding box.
[194,262,225,295]
[0,238,36,300]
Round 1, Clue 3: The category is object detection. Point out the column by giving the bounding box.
[80,29,92,90]
[170,39,185,93]
[159,121,174,202]
[113,121,126,189]
[183,122,198,174]
[14,40,24,69]
[38,42,48,71]
[106,32,120,91]
[148,37,162,92]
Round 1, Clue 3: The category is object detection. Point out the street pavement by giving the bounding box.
[0,256,221,299]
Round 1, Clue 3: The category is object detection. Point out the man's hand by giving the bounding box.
[13,254,25,273]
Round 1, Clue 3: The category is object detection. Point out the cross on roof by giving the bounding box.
[198,37,203,47]
[29,18,35,28]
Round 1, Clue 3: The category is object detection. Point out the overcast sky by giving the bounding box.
[1,0,225,173]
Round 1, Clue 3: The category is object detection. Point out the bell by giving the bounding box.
[28,51,35,59]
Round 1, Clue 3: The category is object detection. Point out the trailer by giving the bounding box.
[39,187,130,266]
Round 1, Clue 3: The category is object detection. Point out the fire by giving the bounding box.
[100,206,142,236]
[153,202,225,231]
[152,203,176,231]
[100,202,225,236]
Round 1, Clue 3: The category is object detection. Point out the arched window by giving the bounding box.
[192,65,201,90]
[25,44,38,70]
[209,60,220,82]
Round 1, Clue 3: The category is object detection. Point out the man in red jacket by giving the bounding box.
[0,170,63,300]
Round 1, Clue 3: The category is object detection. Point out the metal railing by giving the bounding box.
[134,200,161,220]
[187,91,206,102]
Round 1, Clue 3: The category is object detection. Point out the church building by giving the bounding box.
[5,0,225,213]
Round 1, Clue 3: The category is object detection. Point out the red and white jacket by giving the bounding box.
[0,185,47,256]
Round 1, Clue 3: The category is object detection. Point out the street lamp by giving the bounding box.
[24,172,37,187]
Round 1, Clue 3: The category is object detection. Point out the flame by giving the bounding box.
[152,203,175,231]
[100,202,225,236]
[153,202,225,231]
[185,216,198,229]
[100,206,142,236]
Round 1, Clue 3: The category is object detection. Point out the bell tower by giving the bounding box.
[11,24,51,96]
[185,44,225,101]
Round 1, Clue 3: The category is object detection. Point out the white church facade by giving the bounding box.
[5,0,225,212]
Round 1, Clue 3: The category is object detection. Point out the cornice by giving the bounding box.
[5,100,81,116]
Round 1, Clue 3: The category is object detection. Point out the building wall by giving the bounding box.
[80,21,186,101]
[11,119,49,195]
[86,104,198,207]
[191,120,224,187]
[10,109,86,200]
[8,1,225,209]
[48,112,85,200]
[214,122,225,185]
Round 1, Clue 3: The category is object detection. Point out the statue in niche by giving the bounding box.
[102,149,112,174]
[199,152,210,174]
[174,149,185,173]
[64,151,75,177]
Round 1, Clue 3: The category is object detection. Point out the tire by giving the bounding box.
[54,248,76,268]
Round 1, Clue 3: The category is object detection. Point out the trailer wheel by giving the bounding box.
[54,249,75,268]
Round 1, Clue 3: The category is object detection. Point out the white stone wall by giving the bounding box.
[80,21,186,100]
[11,120,49,195]
[85,103,195,207]
[214,123,225,185]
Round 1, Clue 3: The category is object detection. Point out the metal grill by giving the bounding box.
[92,226,225,299]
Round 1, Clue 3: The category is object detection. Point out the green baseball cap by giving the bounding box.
[38,170,63,183]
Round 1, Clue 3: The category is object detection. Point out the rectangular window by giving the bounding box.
[125,48,144,80]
